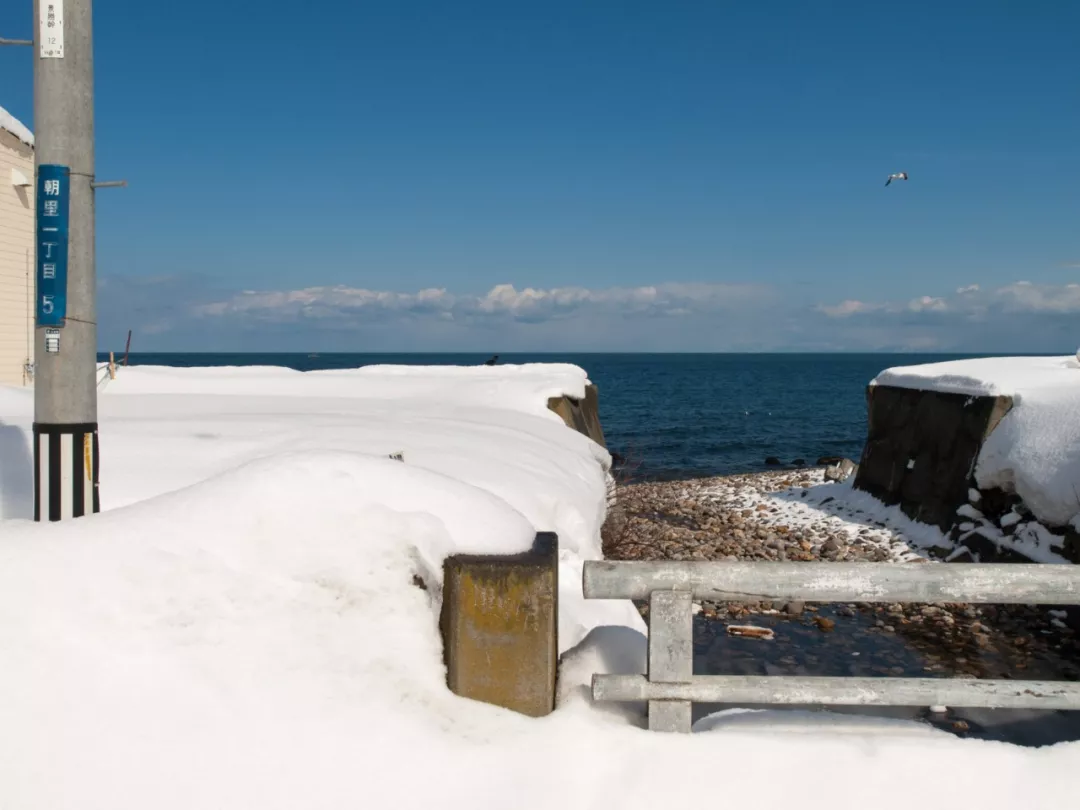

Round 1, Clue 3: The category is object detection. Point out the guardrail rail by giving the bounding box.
[582,560,1080,732]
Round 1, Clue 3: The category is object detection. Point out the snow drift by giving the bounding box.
[0,363,1077,809]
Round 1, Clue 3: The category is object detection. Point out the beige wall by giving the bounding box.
[0,129,34,387]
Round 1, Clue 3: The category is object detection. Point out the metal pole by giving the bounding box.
[32,0,100,521]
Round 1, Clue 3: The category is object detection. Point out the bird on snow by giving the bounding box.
[885,171,908,187]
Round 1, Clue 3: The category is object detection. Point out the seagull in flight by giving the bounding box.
[885,171,908,187]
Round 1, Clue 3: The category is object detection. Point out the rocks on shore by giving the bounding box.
[764,456,822,468]
[602,466,1080,685]
[937,484,1080,566]
[603,467,911,565]
[824,458,857,483]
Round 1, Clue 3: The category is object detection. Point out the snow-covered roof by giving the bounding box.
[0,104,34,148]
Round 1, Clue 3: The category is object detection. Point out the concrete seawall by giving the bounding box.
[853,384,1013,531]
[852,382,1080,571]
[547,383,606,449]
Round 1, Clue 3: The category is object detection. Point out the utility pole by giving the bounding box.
[31,0,100,521]
[6,2,125,521]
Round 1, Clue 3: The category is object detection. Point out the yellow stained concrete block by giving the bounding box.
[440,533,558,717]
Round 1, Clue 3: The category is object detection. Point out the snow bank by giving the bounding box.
[872,356,1080,527]
[100,362,590,416]
[977,383,1080,527]
[872,355,1080,398]
[1,364,1078,809]
[0,364,635,646]
[0,104,33,147]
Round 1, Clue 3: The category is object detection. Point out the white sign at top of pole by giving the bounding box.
[39,0,64,59]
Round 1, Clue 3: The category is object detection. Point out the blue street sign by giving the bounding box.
[36,164,70,327]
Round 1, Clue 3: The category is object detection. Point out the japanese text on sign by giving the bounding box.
[39,1,65,59]
[36,165,70,327]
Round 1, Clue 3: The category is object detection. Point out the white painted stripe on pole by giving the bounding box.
[83,434,94,516]
[59,432,73,519]
[582,560,1080,604]
[37,432,49,521]
[592,674,1080,711]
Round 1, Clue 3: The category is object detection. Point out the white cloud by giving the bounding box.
[192,281,774,325]
[906,295,948,313]
[816,299,881,318]
[994,281,1080,313]
[820,281,1080,320]
[194,286,457,319]
[816,295,950,318]
[97,274,1080,354]
[810,280,1080,353]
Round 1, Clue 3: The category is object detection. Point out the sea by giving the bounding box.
[98,352,994,481]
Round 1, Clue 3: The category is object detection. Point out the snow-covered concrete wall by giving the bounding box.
[547,384,606,449]
[853,384,1013,531]
[855,355,1080,566]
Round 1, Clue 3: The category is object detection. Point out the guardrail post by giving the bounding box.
[648,590,693,732]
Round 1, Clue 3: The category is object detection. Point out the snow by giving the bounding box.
[699,472,949,560]
[977,384,1080,527]
[873,356,1080,527]
[1000,511,1023,528]
[957,504,984,521]
[1,363,1079,809]
[0,364,634,646]
[0,104,33,147]
[98,362,591,413]
[947,545,974,562]
[1004,522,1070,565]
[872,355,1080,398]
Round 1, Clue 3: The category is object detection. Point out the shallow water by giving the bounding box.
[694,607,924,679]
[693,609,1080,746]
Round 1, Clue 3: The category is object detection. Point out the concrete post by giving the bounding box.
[32,0,100,520]
[440,533,559,717]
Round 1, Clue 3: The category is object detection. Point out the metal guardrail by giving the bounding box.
[582,560,1080,732]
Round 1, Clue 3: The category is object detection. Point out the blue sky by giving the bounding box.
[2,0,1078,352]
